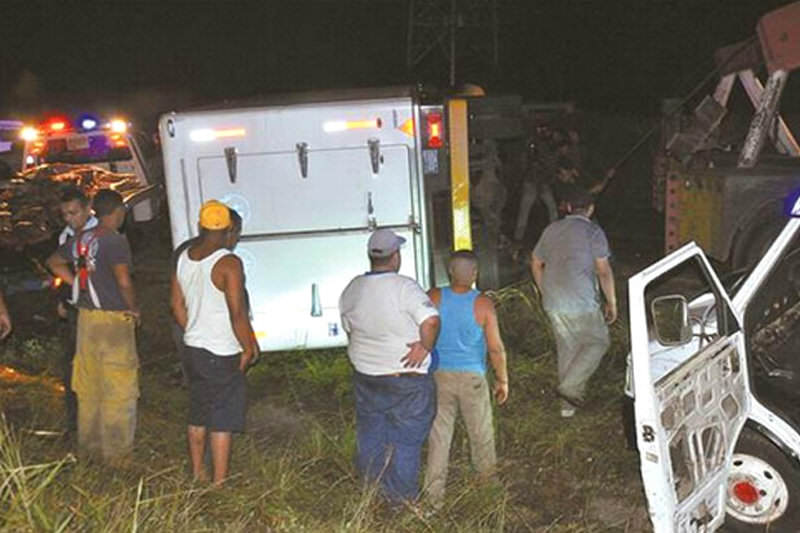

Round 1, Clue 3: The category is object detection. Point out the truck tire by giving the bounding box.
[725,428,800,532]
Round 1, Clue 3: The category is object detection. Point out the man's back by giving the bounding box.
[340,271,437,376]
[435,288,487,374]
[176,247,241,356]
[533,214,609,313]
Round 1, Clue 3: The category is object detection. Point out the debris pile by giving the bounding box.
[0,165,146,249]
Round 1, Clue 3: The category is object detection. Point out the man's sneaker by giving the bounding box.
[555,388,585,408]
[560,407,576,418]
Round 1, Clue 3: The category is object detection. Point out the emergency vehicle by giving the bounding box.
[19,115,163,222]
[628,194,800,531]
[0,119,23,177]
[159,86,517,352]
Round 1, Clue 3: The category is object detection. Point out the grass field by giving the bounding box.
[0,238,652,531]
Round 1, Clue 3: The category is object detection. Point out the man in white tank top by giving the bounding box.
[170,200,257,487]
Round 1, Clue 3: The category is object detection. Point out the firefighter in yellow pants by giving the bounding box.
[47,190,140,466]
[73,308,139,463]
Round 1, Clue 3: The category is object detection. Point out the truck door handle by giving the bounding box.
[224,146,237,184]
[368,138,380,174]
[367,192,376,230]
[296,142,309,178]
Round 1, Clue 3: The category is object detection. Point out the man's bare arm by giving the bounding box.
[217,255,256,371]
[46,252,75,286]
[112,263,140,320]
[531,254,545,290]
[478,295,508,404]
[595,257,617,324]
[170,273,188,330]
[0,290,11,340]
[427,287,441,307]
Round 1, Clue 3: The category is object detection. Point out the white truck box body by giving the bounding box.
[159,89,432,352]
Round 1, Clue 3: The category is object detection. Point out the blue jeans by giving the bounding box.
[353,371,436,503]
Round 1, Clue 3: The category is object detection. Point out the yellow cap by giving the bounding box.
[199,200,231,230]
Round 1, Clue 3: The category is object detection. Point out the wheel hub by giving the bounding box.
[727,452,789,524]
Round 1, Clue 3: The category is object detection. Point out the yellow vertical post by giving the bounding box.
[448,98,472,250]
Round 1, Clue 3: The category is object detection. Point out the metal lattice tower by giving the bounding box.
[406,0,498,87]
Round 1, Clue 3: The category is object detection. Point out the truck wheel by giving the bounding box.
[725,428,800,532]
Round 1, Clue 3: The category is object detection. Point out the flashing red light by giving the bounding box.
[50,121,66,131]
[426,112,443,149]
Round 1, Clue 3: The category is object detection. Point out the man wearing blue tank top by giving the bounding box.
[424,249,509,508]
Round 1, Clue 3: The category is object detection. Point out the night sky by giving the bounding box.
[0,0,795,121]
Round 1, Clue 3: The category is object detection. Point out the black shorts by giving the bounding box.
[186,346,246,432]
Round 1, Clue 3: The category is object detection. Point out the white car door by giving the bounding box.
[630,242,750,532]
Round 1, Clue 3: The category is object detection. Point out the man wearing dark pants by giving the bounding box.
[170,200,256,487]
[424,250,509,508]
[531,187,616,418]
[339,229,440,505]
[56,186,98,436]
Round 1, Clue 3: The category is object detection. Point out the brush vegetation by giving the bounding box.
[0,280,650,532]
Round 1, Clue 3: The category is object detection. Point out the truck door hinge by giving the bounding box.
[368,138,381,174]
[224,147,237,184]
[296,142,309,178]
[367,192,377,230]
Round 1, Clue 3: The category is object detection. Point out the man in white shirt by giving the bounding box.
[56,186,98,436]
[339,229,440,505]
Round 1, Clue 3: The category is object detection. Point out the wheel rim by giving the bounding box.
[727,452,789,523]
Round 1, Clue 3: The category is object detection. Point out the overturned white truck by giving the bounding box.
[158,87,489,352]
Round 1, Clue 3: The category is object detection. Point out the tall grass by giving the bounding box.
[0,279,649,532]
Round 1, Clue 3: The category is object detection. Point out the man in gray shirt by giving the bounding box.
[531,187,617,417]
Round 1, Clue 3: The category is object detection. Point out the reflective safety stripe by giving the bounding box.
[448,98,472,251]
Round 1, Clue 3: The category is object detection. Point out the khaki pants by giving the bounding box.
[73,308,139,464]
[425,371,496,505]
[547,308,610,405]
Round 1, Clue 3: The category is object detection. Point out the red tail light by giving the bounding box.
[426,112,443,148]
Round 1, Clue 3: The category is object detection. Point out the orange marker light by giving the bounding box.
[398,118,415,137]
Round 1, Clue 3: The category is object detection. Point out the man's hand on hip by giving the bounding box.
[401,341,430,368]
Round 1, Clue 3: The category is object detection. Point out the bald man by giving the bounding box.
[424,249,509,507]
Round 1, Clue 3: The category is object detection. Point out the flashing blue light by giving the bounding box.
[783,187,800,218]
[78,114,99,131]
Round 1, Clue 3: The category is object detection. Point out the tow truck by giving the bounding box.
[19,114,163,222]
[654,1,800,269]
[159,85,520,352]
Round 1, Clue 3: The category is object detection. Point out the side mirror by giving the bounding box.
[650,295,692,346]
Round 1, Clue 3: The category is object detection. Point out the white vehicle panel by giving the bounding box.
[630,242,750,532]
[160,91,428,352]
[197,144,412,234]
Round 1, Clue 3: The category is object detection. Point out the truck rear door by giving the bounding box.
[162,96,426,352]
[629,243,750,532]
